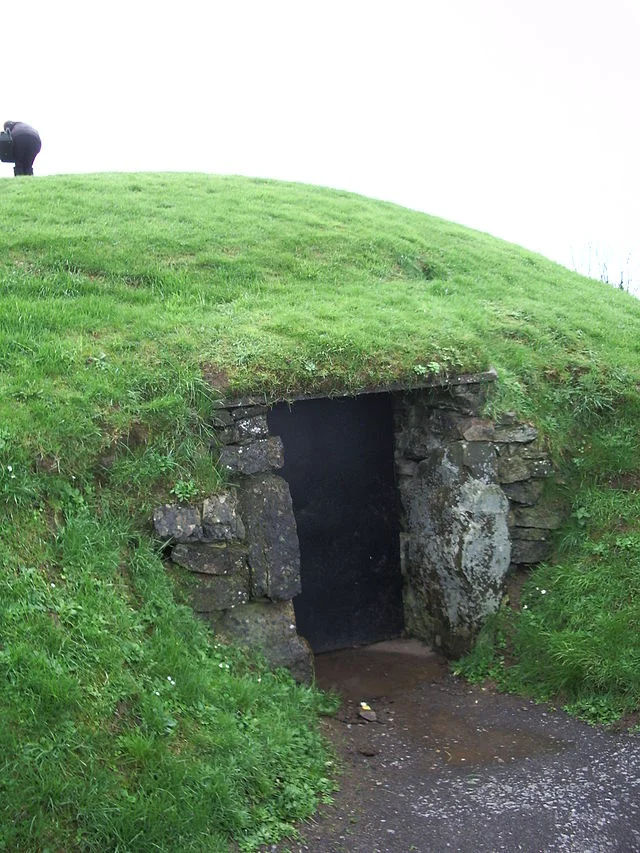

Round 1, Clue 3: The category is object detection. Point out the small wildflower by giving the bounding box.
[541,589,547,595]
[50,582,55,588]
[7,465,12,472]
[523,604,528,610]
[154,690,160,696]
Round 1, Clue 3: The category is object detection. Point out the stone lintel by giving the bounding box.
[211,369,498,411]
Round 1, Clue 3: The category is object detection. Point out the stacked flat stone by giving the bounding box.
[153,404,312,683]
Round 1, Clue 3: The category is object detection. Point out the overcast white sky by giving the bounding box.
[4,0,639,293]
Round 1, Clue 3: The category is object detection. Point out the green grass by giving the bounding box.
[0,510,339,852]
[453,479,640,725]
[1,172,640,846]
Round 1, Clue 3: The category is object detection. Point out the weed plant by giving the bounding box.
[1,173,640,846]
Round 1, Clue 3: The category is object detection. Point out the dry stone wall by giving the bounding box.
[153,380,563,677]
[153,404,313,683]
[395,384,562,656]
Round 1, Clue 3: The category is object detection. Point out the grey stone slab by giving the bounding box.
[202,492,246,540]
[511,538,554,564]
[206,600,313,683]
[218,437,284,474]
[496,447,552,483]
[462,418,538,443]
[234,414,270,443]
[153,504,202,542]
[210,409,234,428]
[509,525,553,542]
[230,405,270,420]
[171,542,248,575]
[512,504,564,529]
[183,567,251,612]
[501,479,545,505]
[239,473,302,600]
[460,419,497,442]
[460,441,498,481]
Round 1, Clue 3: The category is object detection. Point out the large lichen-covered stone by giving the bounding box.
[218,437,284,475]
[401,445,511,653]
[239,474,301,600]
[206,600,313,683]
[153,504,202,542]
[171,542,248,575]
[202,492,246,540]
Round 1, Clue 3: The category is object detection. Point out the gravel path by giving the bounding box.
[263,640,640,853]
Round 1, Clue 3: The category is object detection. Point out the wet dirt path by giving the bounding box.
[263,639,640,853]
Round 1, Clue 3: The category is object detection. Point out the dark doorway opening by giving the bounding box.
[268,394,404,653]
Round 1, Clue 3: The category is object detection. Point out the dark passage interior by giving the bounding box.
[268,394,404,653]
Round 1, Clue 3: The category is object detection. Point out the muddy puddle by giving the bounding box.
[314,638,568,768]
[314,639,447,699]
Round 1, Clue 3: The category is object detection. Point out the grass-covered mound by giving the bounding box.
[1,173,639,847]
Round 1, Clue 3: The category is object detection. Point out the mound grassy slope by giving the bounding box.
[1,173,639,849]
